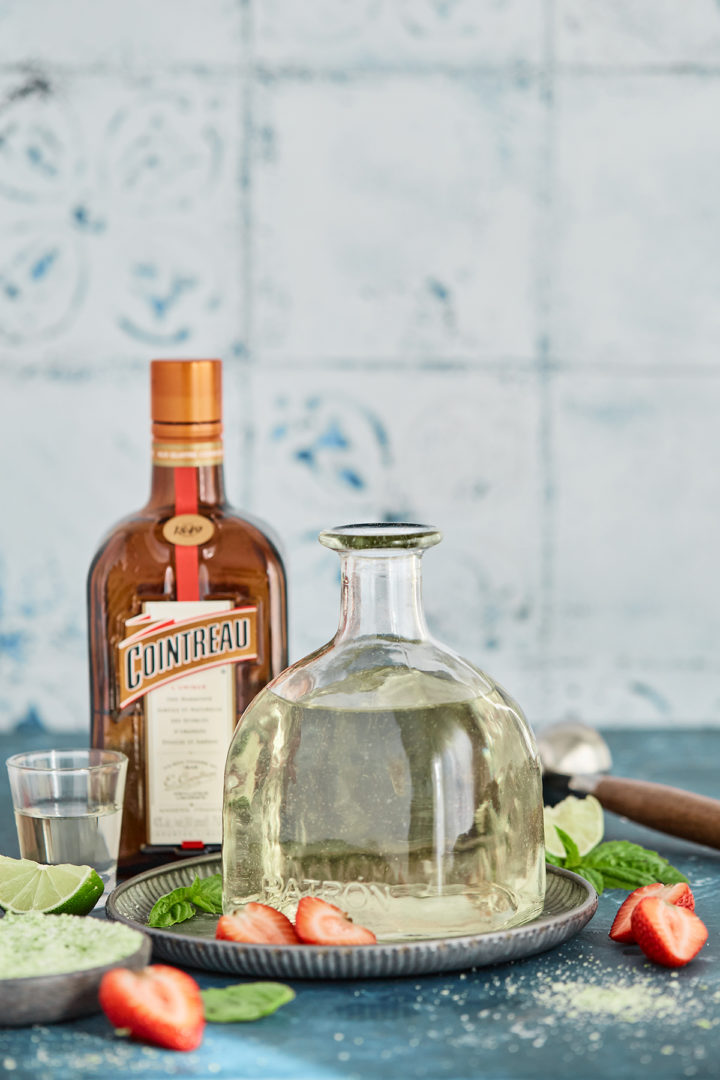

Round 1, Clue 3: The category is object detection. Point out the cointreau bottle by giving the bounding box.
[88,359,288,872]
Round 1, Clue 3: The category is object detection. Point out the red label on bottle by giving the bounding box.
[173,468,200,601]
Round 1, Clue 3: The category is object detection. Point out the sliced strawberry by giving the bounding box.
[99,964,204,1051]
[630,896,708,968]
[294,897,377,946]
[609,882,694,944]
[216,902,300,945]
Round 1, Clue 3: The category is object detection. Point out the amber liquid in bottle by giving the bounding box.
[88,360,288,872]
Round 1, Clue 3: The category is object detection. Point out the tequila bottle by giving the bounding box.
[223,523,544,940]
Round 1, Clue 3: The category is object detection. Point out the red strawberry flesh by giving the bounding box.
[630,896,708,968]
[216,902,300,945]
[99,964,204,1051]
[609,882,694,944]
[295,897,377,945]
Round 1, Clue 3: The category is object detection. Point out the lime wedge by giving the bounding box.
[0,855,104,915]
[544,794,604,858]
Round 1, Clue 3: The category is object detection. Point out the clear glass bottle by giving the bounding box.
[223,524,544,940]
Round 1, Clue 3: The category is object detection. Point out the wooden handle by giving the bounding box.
[579,775,720,850]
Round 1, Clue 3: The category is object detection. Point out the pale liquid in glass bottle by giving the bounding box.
[223,525,544,941]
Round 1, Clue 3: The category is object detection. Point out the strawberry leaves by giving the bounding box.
[548,831,687,895]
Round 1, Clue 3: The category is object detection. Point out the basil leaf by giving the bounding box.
[201,982,295,1023]
[189,874,224,914]
[650,864,688,885]
[572,865,604,895]
[583,841,688,884]
[148,886,196,928]
[554,827,581,868]
[147,873,225,926]
[544,852,566,868]
[599,868,659,890]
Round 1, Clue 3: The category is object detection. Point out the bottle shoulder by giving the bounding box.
[247,635,527,719]
[88,501,286,587]
[88,507,151,575]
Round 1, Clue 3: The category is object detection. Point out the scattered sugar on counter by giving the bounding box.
[533,973,688,1025]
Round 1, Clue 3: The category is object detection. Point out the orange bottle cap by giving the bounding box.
[151,359,223,439]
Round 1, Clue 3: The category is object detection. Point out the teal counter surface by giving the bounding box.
[0,729,718,1080]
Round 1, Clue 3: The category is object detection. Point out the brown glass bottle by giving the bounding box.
[88,359,288,872]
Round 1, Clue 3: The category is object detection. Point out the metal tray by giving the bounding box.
[107,856,597,979]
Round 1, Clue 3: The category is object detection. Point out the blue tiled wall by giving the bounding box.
[1,1,719,732]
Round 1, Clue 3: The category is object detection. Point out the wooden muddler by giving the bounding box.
[566,773,720,850]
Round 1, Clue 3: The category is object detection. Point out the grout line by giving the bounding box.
[0,62,244,79]
[5,356,720,378]
[536,0,557,706]
[240,0,254,364]
[224,357,720,376]
[239,0,255,512]
[2,61,720,80]
[252,60,720,80]
[246,356,540,371]
[555,62,720,77]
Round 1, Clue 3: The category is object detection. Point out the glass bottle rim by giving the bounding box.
[318,522,442,551]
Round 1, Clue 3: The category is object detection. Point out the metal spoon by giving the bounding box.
[537,721,720,851]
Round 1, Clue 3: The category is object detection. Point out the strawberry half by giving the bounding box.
[609,882,694,943]
[216,902,300,945]
[630,896,708,968]
[294,897,377,946]
[99,964,204,1051]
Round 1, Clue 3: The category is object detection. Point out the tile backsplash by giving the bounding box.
[1,0,719,731]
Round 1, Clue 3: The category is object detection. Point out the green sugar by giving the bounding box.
[0,912,145,979]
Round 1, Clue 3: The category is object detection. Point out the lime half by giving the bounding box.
[0,855,104,915]
[544,794,604,858]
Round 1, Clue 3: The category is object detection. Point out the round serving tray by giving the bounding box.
[107,856,597,980]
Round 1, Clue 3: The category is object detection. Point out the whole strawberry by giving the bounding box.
[99,964,205,1051]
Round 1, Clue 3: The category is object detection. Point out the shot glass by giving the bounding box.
[6,749,128,901]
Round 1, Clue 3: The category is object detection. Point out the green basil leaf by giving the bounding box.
[201,982,296,1023]
[544,852,566,868]
[583,840,657,869]
[189,874,224,914]
[582,841,687,885]
[572,865,605,895]
[554,827,581,868]
[651,864,688,885]
[148,886,196,928]
[599,868,659,890]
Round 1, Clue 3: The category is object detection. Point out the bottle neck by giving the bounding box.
[146,463,226,509]
[335,551,429,642]
[146,436,226,509]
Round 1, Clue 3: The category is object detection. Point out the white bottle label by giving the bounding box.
[138,600,240,846]
[118,604,257,708]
